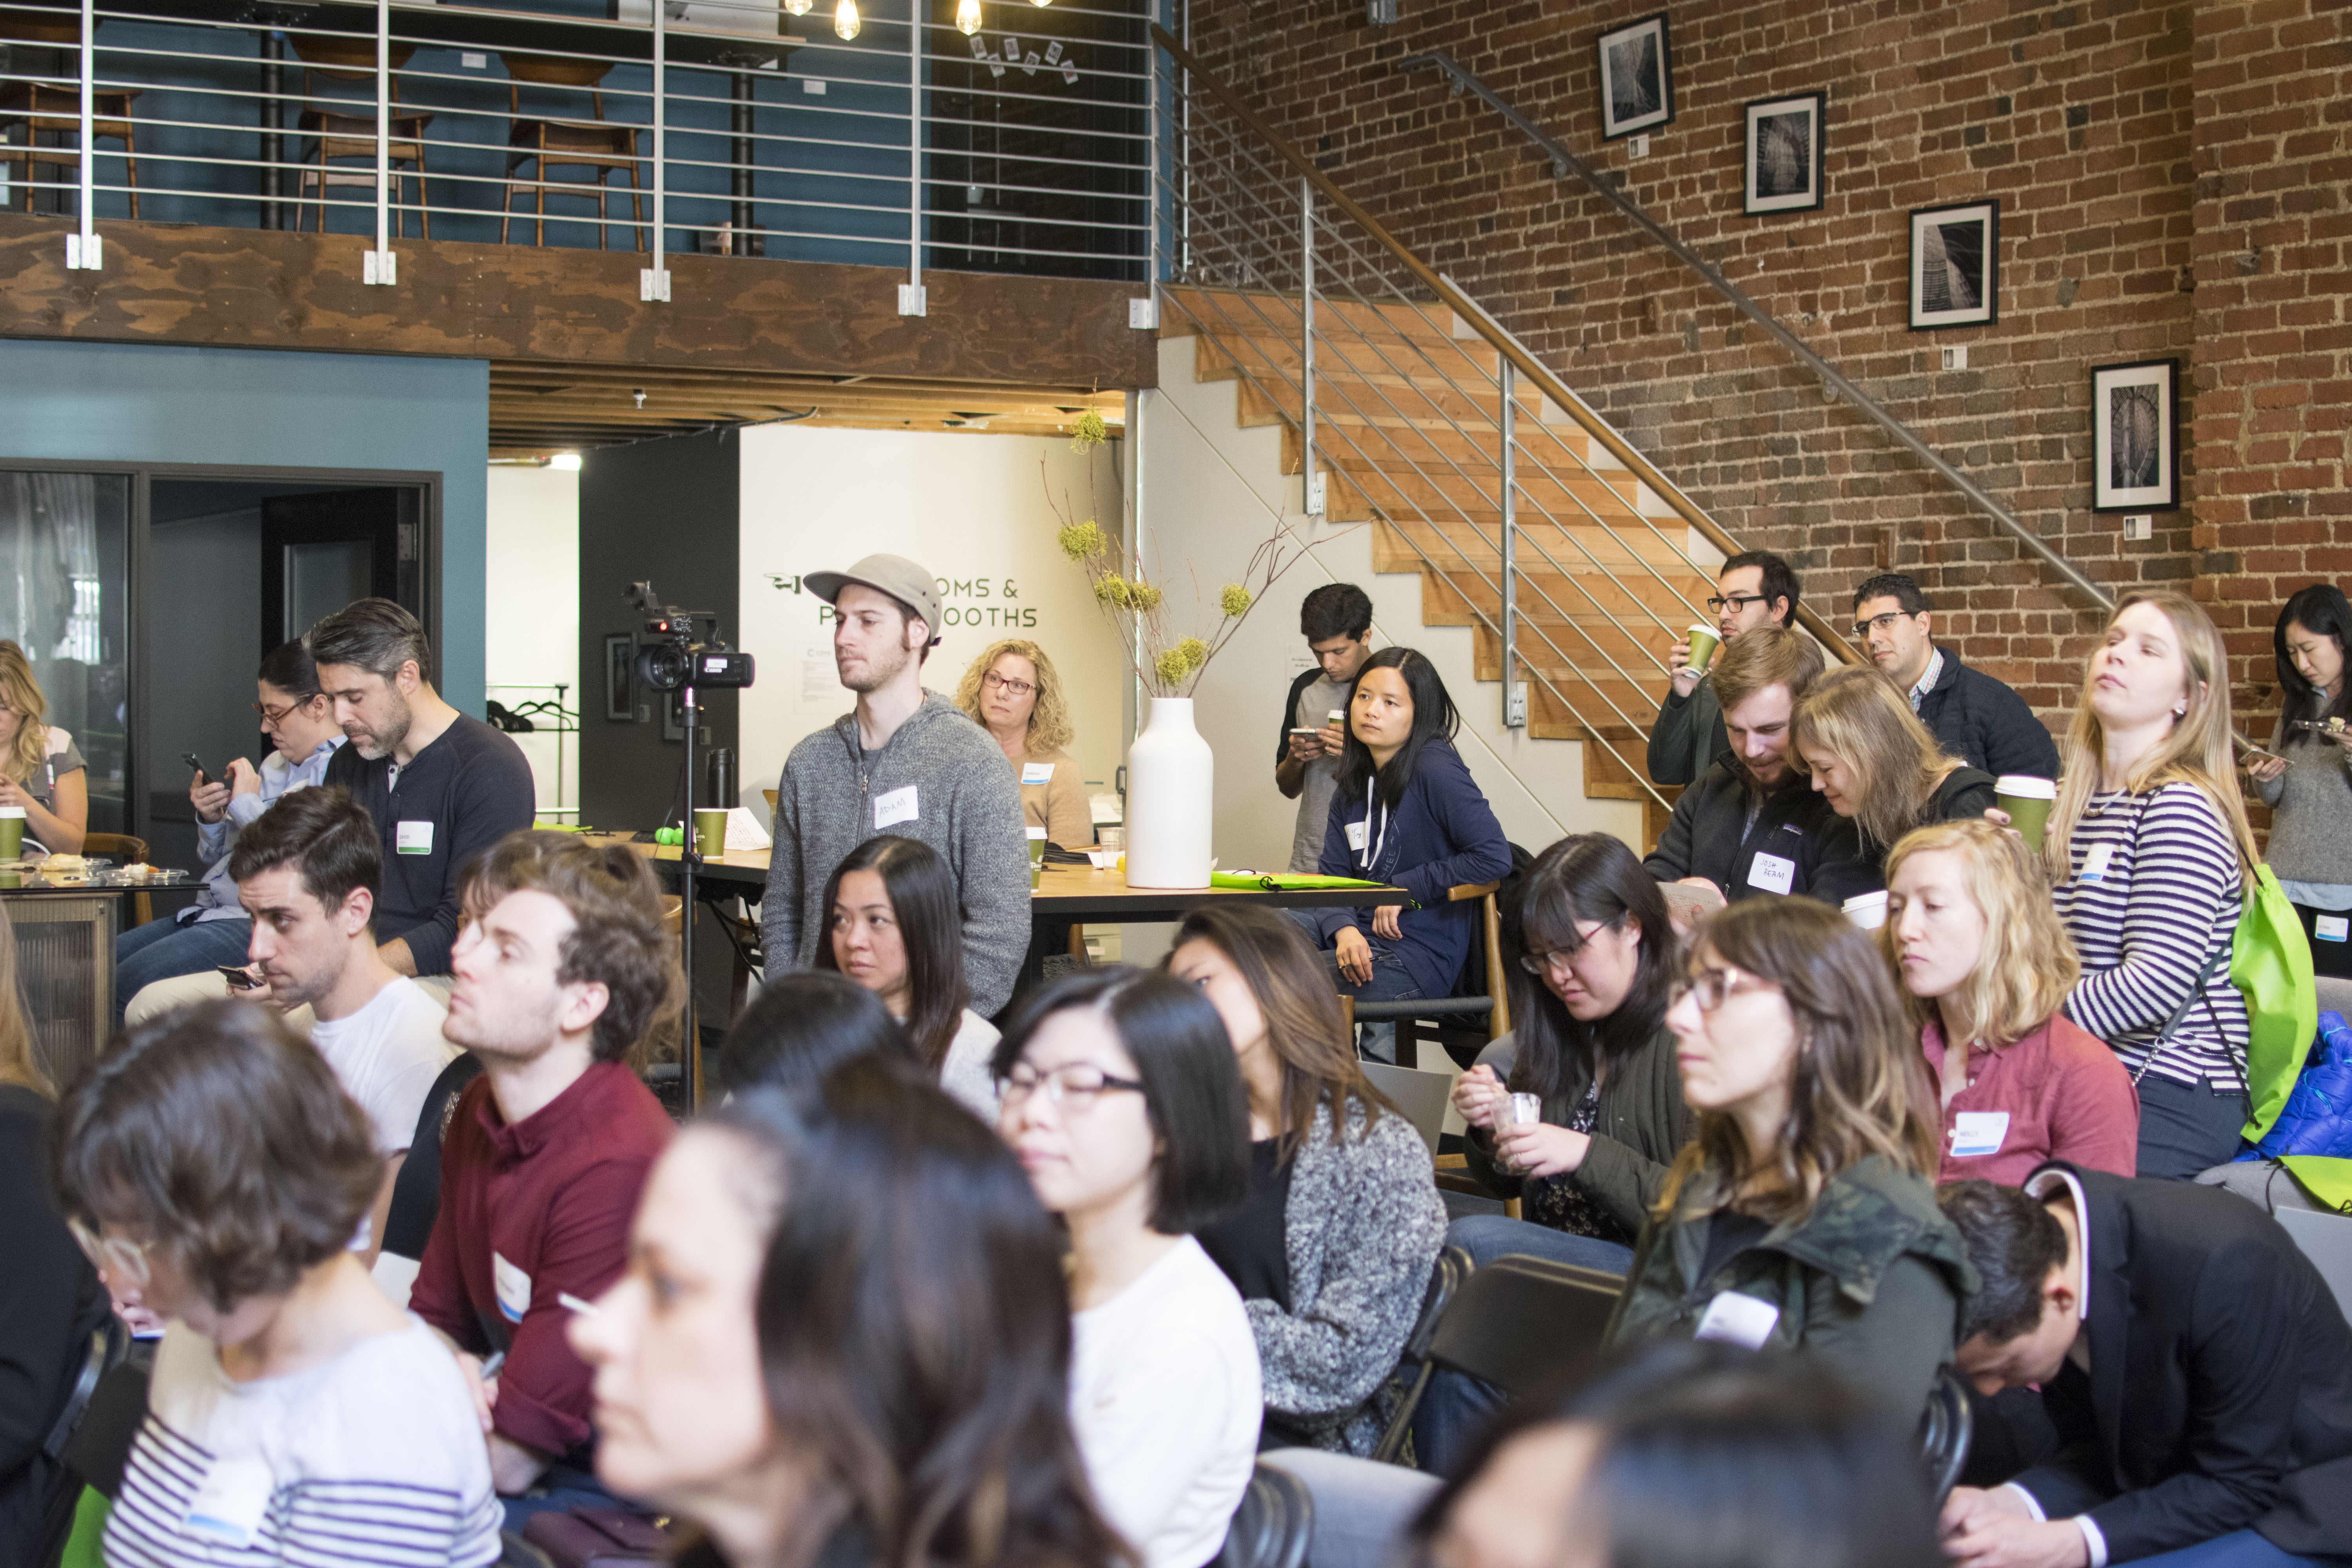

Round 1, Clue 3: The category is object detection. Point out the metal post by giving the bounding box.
[374,0,389,250]
[679,677,702,1108]
[1144,0,1159,287]
[908,0,921,293]
[260,31,284,229]
[652,0,664,266]
[1300,175,1317,516]
[1500,359,1521,728]
[72,0,94,266]
[1178,0,1190,278]
[730,71,753,253]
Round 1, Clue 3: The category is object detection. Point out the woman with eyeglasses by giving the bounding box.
[994,968,1259,1568]
[114,638,345,1020]
[52,1000,501,1567]
[1315,647,1513,1063]
[817,835,1002,1116]
[1607,898,1971,1422]
[1791,666,1996,878]
[0,638,86,855]
[1167,904,1446,1456]
[958,637,1092,848]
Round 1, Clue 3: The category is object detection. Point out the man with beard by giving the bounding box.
[410,832,676,1519]
[760,554,1029,1014]
[311,599,536,982]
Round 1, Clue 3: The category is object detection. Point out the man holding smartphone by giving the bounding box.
[1276,584,1377,873]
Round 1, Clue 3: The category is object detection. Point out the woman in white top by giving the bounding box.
[0,638,85,853]
[995,967,1261,1568]
[817,834,1002,1116]
[52,1000,499,1568]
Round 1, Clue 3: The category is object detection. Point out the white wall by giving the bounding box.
[1136,334,1644,871]
[735,426,1132,808]
[483,465,580,817]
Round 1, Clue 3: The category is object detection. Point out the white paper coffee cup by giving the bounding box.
[1842,890,1889,929]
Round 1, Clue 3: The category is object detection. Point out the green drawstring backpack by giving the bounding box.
[2234,861,2319,1142]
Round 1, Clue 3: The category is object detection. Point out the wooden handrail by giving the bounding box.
[1151,22,1862,669]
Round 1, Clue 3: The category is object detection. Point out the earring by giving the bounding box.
[2173,706,2188,718]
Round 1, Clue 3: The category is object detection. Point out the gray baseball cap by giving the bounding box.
[805,554,942,645]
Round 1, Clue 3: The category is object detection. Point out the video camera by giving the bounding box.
[626,580,756,691]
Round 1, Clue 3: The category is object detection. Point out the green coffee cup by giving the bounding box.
[1684,623,1722,675]
[0,806,24,861]
[1994,775,2057,846]
[693,808,728,858]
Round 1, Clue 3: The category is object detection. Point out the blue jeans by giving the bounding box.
[2126,1529,2336,1567]
[1259,1449,1441,1568]
[1410,1215,1633,1477]
[113,915,252,1021]
[1325,948,1422,1065]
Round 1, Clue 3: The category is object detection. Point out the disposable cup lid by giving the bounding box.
[1842,891,1888,911]
[1994,775,2057,799]
[1688,622,1717,637]
[0,807,25,819]
[1026,826,1048,839]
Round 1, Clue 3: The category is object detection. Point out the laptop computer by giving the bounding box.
[1360,1060,1454,1156]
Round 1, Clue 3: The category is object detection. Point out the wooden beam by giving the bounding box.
[0,215,1157,390]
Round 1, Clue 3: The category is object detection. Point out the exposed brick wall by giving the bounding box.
[1185,0,2272,731]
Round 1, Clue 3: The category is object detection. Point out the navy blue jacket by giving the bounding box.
[1316,740,1514,999]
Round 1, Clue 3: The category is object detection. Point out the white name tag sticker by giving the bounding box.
[1746,852,1796,897]
[493,1250,532,1324]
[2318,915,2350,943]
[183,1455,274,1548]
[1693,1291,1781,1350]
[1020,761,1054,786]
[395,820,434,856]
[1344,820,1368,852]
[873,785,919,830]
[1950,1110,2012,1160]
[2082,843,2114,883]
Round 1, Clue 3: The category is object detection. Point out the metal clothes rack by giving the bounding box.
[485,681,579,820]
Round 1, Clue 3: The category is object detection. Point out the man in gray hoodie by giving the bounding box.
[761,554,1031,1016]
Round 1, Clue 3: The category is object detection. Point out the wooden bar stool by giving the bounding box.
[499,53,645,252]
[288,33,432,239]
[0,82,140,218]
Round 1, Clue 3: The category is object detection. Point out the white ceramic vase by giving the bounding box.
[1123,696,1214,889]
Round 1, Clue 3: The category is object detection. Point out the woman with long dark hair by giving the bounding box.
[816,835,999,1115]
[1608,898,1970,1421]
[1167,904,1445,1455]
[994,968,1258,1568]
[2247,583,2352,980]
[1313,647,1513,1063]
[716,970,921,1096]
[575,1056,1134,1568]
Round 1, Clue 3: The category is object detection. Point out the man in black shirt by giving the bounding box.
[310,599,536,978]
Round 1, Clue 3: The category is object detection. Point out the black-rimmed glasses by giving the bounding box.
[1704,592,1769,615]
[1000,1063,1144,1110]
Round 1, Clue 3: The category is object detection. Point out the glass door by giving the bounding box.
[0,471,132,837]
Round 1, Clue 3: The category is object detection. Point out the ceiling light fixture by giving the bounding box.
[550,452,583,471]
[834,0,858,37]
[783,0,809,12]
[955,0,980,34]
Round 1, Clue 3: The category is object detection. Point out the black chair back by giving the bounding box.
[1425,1254,1622,1394]
[1213,1460,1314,1568]
[1372,1245,1472,1463]
[1917,1364,1974,1506]
[382,1051,484,1260]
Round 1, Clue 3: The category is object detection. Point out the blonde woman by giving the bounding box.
[0,641,85,854]
[956,637,1091,846]
[1792,666,1996,875]
[1607,897,1969,1422]
[2029,591,2260,1180]
[1880,819,2138,1183]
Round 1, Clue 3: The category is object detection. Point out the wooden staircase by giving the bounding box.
[1160,283,1710,814]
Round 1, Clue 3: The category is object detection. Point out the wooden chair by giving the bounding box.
[1346,879,1513,1061]
[0,83,141,219]
[499,53,644,252]
[82,832,151,926]
[288,34,432,239]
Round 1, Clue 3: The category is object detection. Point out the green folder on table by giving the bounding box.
[1209,871,1391,892]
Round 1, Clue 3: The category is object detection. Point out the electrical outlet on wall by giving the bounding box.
[2123,514,2154,542]
[1629,134,1650,158]
[1941,345,1968,370]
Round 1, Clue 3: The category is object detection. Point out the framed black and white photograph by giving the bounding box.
[2092,358,2179,512]
[1597,13,1673,141]
[604,633,635,721]
[1744,92,1824,215]
[1908,199,1999,330]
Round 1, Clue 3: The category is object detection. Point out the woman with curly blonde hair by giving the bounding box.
[0,641,86,854]
[956,637,1091,846]
[1880,818,2138,1183]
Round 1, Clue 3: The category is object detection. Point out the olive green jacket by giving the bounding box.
[1606,1154,1977,1420]
[1463,1027,1696,1238]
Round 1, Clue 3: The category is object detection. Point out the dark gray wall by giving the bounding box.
[577,431,741,834]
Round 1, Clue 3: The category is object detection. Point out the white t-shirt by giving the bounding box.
[106,1318,501,1568]
[307,976,456,1155]
[1070,1236,1263,1568]
[939,1007,1002,1120]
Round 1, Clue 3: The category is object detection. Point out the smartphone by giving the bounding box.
[182,751,211,784]
[216,964,260,991]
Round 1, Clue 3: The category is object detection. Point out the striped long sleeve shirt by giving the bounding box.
[2052,784,2250,1091]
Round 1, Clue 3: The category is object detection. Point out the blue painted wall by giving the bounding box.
[0,339,490,710]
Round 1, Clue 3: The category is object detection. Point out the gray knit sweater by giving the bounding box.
[1253,1098,1447,1456]
[761,693,1031,1016]
[2256,715,2352,890]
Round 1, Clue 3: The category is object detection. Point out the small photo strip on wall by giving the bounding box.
[2092,358,2180,512]
[1909,199,1999,330]
[1744,92,1824,215]
[1597,13,1673,141]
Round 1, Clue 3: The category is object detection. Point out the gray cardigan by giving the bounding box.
[1254,1097,1447,1456]
[1463,1026,1697,1237]
[2255,715,2352,889]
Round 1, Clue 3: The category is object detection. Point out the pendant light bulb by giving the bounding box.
[1029,0,1050,7]
[833,0,858,37]
[783,0,809,11]
[955,0,980,33]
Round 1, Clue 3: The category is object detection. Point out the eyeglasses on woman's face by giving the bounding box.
[1666,962,1777,1015]
[68,1216,158,1289]
[980,671,1036,698]
[999,1061,1144,1111]
[1515,918,1617,977]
